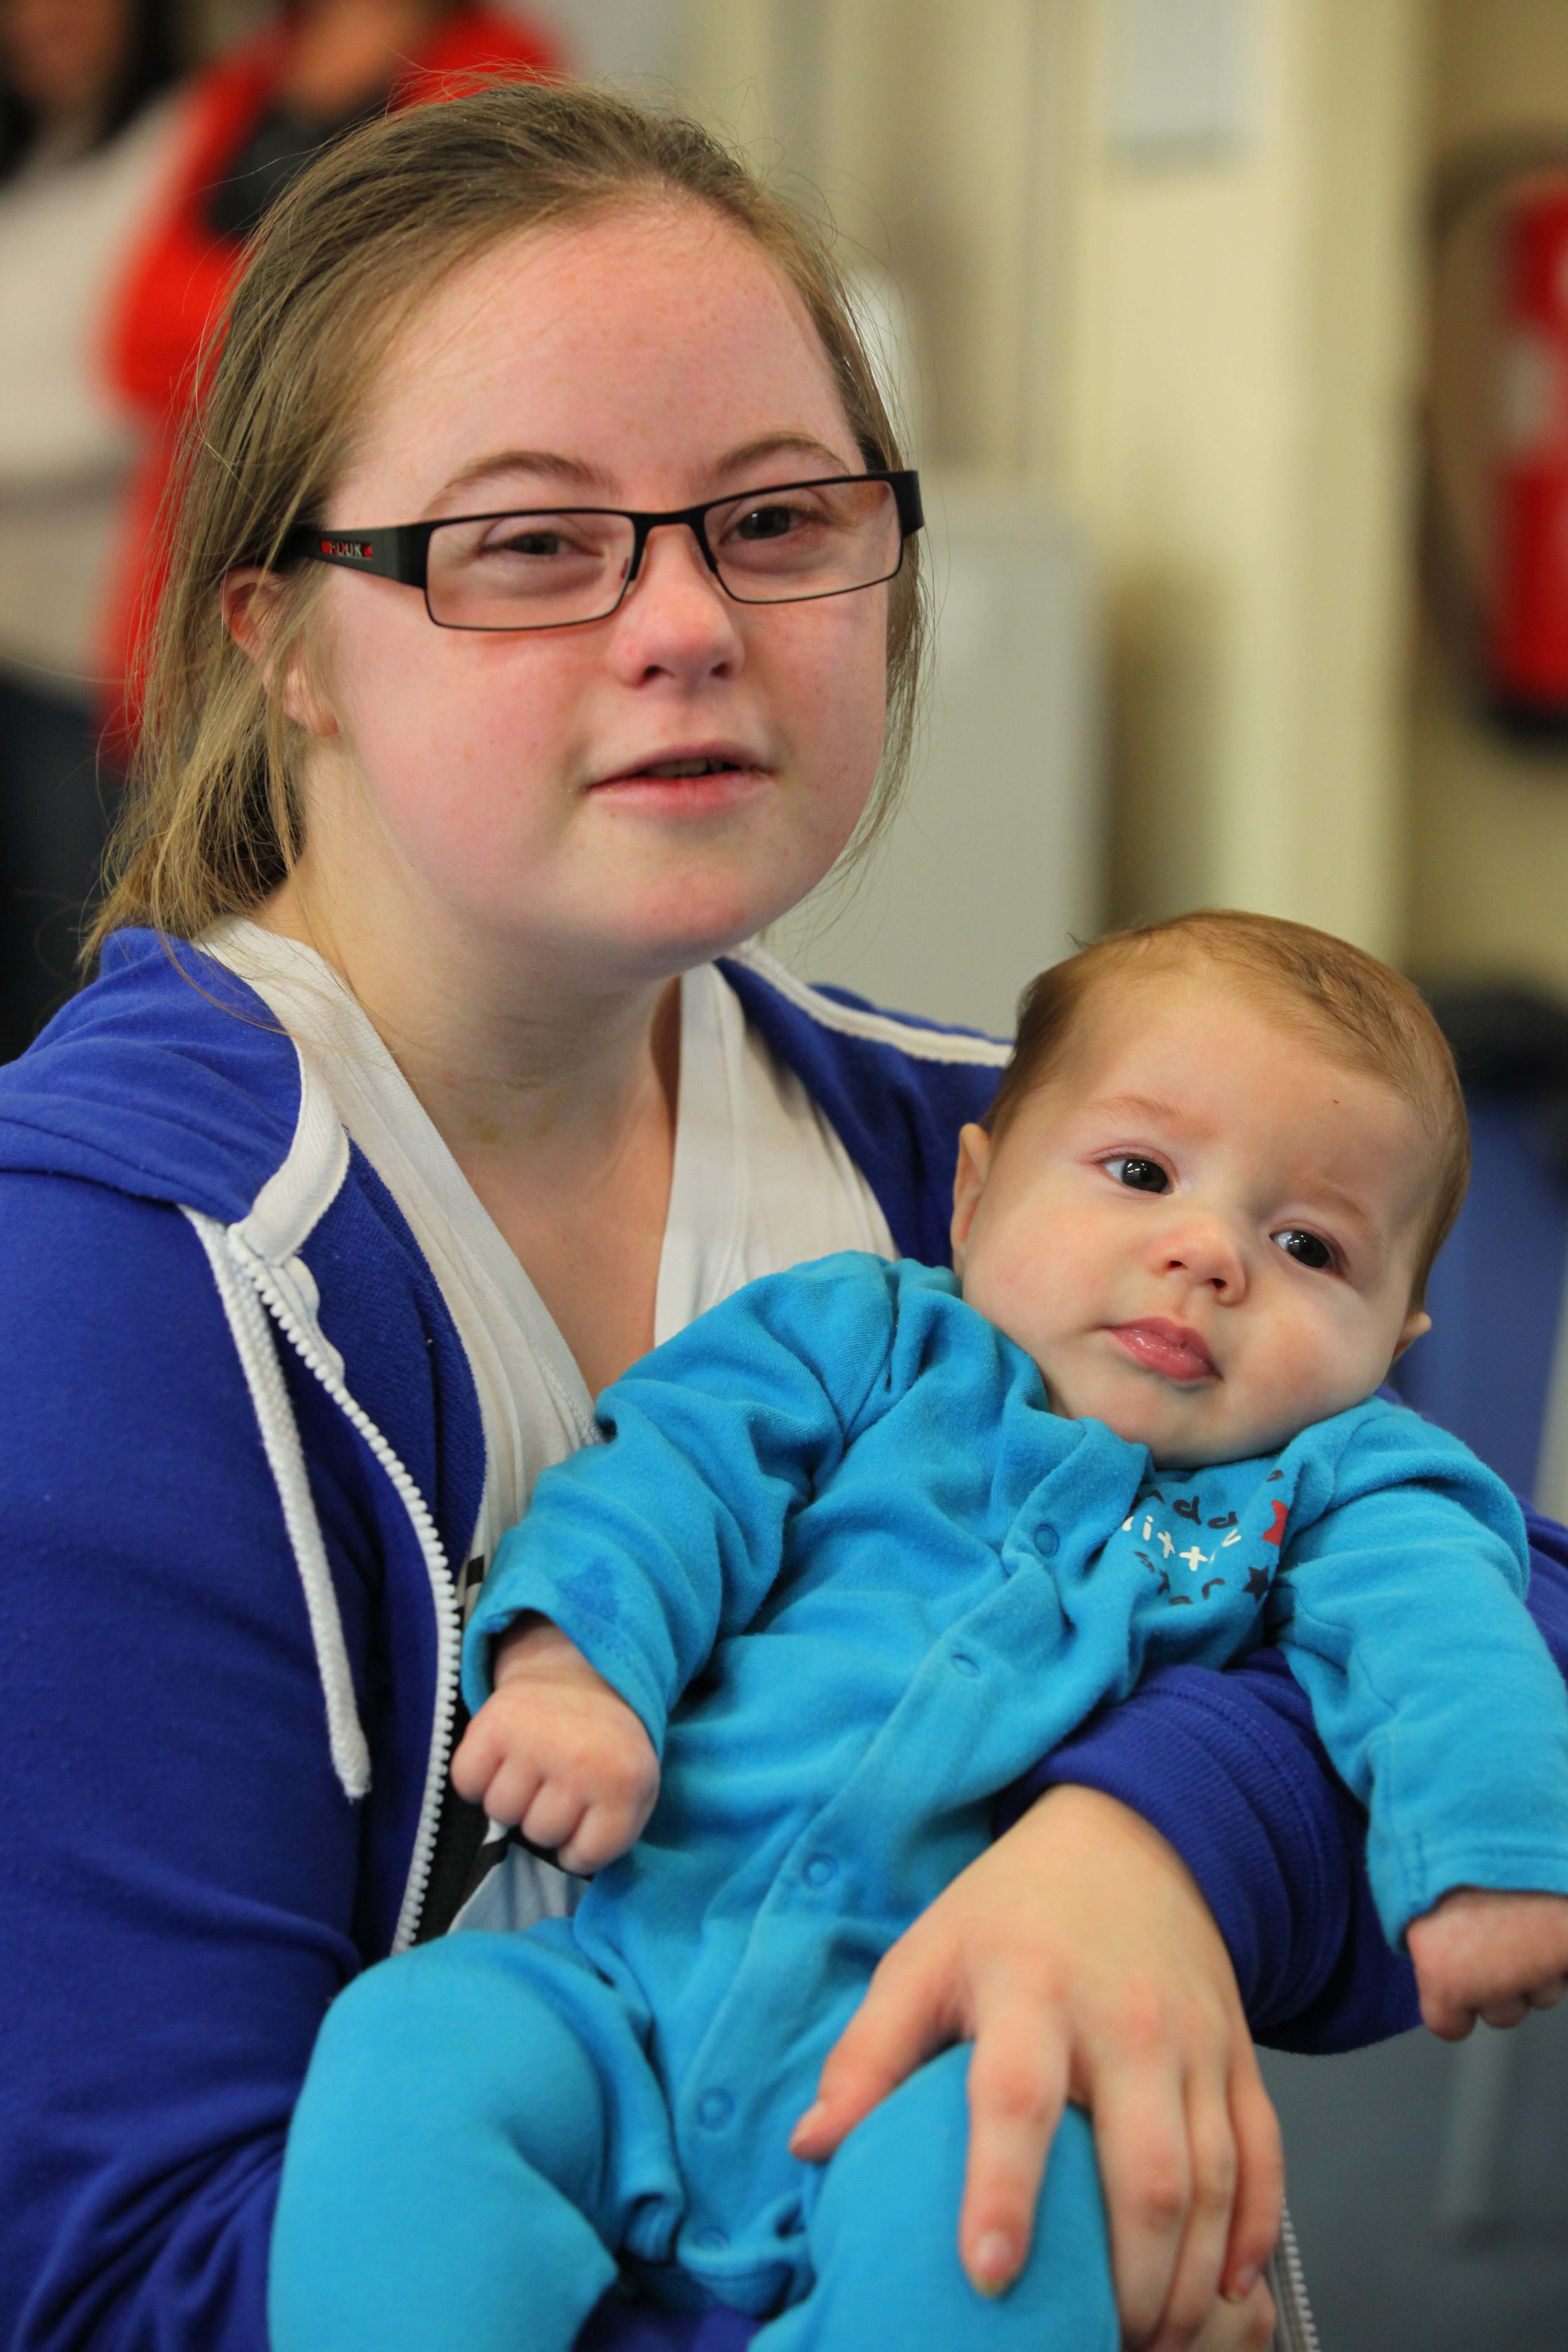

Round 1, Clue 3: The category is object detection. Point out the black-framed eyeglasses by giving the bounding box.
[278,470,923,632]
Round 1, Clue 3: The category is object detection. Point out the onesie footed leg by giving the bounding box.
[269,1933,673,2352]
[756,2044,1117,2352]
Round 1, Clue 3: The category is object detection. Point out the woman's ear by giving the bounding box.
[950,1123,992,1276]
[222,569,338,738]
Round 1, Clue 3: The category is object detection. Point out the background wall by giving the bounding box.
[678,0,1429,968]
[186,0,1568,995]
[192,0,1568,997]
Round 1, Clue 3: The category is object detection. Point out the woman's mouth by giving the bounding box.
[637,757,743,778]
[588,750,771,815]
[1106,1320,1219,1383]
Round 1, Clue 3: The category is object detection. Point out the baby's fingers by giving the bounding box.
[471,1752,548,1832]
[520,1777,590,1859]
[450,1705,544,1826]
[553,1777,661,1877]
[449,1709,507,1806]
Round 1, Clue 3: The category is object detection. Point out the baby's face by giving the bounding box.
[951,974,1436,1467]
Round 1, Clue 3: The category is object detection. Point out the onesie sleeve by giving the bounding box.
[1266,1410,1568,1945]
[0,1174,372,2352]
[465,1253,904,1746]
[1005,1502,1568,2050]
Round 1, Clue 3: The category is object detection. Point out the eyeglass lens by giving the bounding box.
[424,478,903,629]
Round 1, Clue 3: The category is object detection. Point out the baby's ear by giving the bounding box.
[1393,1306,1432,1361]
[950,1124,992,1275]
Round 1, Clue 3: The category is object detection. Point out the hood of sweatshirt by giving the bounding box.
[0,928,302,1213]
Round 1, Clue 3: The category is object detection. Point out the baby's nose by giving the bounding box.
[1160,1217,1247,1294]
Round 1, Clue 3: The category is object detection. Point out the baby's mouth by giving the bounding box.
[1106,1320,1219,1384]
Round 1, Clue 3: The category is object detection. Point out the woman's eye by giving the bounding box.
[1274,1228,1334,1271]
[487,528,586,560]
[1105,1156,1168,1194]
[731,500,810,544]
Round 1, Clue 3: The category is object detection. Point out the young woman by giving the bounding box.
[2,78,1563,2352]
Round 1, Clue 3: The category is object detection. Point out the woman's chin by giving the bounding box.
[616,864,843,975]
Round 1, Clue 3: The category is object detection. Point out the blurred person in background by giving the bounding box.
[0,0,181,1060]
[98,0,564,749]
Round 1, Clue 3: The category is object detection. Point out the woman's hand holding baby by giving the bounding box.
[451,1613,660,1876]
[1407,1886,1568,2038]
[791,1785,1283,2351]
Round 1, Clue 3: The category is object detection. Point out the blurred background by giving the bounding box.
[4,0,1568,2339]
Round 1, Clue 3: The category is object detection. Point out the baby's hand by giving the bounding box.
[1407,1887,1568,2039]
[450,1612,659,1875]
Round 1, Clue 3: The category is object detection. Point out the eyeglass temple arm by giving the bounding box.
[891,472,924,536]
[278,523,430,586]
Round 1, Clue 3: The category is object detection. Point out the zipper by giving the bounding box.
[1266,2200,1322,2352]
[233,1236,462,1955]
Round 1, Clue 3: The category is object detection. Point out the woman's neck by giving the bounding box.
[255,878,684,1393]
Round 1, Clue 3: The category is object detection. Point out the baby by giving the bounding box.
[271,911,1568,2352]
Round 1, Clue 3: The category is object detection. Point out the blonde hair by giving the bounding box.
[985,909,1470,1308]
[88,79,924,964]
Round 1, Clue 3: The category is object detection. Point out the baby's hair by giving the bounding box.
[87,77,924,965]
[985,909,1469,1308]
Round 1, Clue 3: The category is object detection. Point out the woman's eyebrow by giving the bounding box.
[717,432,859,479]
[426,434,859,514]
[429,449,616,506]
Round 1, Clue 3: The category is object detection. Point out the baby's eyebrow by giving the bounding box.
[1292,1177,1377,1238]
[1080,1093,1186,1129]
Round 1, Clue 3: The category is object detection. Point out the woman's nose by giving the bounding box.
[608,521,745,686]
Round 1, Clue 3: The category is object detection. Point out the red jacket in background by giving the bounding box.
[100,8,562,738]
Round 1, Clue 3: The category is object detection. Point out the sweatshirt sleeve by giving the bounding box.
[464,1254,901,1746]
[1267,1414,1568,1944]
[0,1173,371,2352]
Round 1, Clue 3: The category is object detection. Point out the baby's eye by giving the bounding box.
[1105,1156,1169,1194]
[1274,1228,1334,1271]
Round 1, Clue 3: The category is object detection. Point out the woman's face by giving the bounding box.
[288,204,892,995]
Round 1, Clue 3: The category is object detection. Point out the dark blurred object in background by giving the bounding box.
[1392,980,1568,1504]
[98,0,565,756]
[0,0,175,173]
[0,0,183,1061]
[1423,977,1568,1179]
